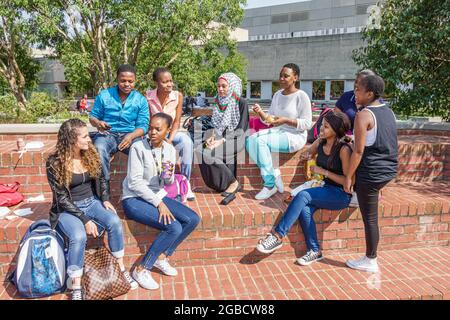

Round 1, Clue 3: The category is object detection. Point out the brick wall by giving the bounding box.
[0,132,448,198]
[0,130,448,273]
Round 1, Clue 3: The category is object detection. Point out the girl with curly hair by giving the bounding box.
[46,118,137,300]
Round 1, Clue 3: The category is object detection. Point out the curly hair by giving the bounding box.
[48,118,101,187]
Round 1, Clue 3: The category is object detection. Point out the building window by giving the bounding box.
[250,82,261,99]
[271,14,289,24]
[356,4,370,15]
[312,81,326,100]
[272,81,279,96]
[290,12,309,22]
[330,80,345,100]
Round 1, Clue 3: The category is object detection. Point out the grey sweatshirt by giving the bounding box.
[122,139,176,207]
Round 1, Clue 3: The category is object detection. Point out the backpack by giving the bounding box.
[9,219,67,298]
[0,182,24,207]
[184,115,214,142]
[164,174,190,203]
[307,108,333,143]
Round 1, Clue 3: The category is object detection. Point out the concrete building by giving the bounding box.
[237,0,381,102]
[32,49,69,98]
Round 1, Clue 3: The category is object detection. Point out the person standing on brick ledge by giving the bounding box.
[255,112,352,266]
[344,74,398,273]
[46,119,138,300]
[146,67,195,201]
[89,64,150,193]
[246,63,312,200]
[122,113,200,291]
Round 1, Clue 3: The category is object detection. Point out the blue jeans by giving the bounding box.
[122,196,200,270]
[55,196,125,278]
[274,184,351,252]
[92,132,136,181]
[245,129,290,188]
[171,132,193,180]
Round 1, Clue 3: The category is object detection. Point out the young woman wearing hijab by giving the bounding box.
[195,72,249,205]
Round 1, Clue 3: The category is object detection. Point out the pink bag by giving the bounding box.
[164,174,190,203]
[249,116,272,133]
[0,182,24,207]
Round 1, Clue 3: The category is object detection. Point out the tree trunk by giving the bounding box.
[5,73,27,113]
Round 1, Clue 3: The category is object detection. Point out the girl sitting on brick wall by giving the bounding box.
[46,118,137,300]
[146,67,195,201]
[246,63,313,201]
[194,72,249,206]
[122,113,200,290]
[256,111,352,266]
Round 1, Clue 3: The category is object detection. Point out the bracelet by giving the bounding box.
[325,170,329,178]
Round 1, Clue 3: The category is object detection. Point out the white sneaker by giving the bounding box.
[71,288,83,300]
[153,258,178,276]
[274,169,284,194]
[255,186,278,200]
[346,256,379,273]
[186,189,195,201]
[122,271,139,290]
[349,192,359,208]
[132,268,159,290]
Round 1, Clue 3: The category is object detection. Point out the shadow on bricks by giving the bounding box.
[239,248,275,264]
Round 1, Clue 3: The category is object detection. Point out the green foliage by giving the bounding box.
[13,46,42,91]
[0,91,70,123]
[0,0,42,103]
[353,0,450,119]
[0,94,20,122]
[30,0,247,96]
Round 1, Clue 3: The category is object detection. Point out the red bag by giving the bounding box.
[249,116,272,133]
[0,182,24,207]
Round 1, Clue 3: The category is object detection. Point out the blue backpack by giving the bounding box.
[9,219,67,298]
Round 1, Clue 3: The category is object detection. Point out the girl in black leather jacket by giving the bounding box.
[46,118,137,300]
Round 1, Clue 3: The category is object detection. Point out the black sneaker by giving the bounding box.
[256,233,282,254]
[297,250,324,266]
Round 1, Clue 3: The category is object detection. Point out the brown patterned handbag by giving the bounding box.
[81,247,131,300]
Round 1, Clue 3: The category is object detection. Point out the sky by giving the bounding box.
[245,0,310,9]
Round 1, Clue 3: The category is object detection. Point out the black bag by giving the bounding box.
[183,115,214,143]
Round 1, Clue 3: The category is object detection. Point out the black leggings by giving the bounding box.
[355,180,390,258]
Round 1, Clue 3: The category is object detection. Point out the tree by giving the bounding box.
[29,0,247,95]
[0,1,41,111]
[353,0,450,119]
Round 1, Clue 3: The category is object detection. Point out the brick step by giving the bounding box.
[2,246,449,300]
[0,135,449,197]
[1,181,449,277]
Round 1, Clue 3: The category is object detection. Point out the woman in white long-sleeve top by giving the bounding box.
[247,63,312,200]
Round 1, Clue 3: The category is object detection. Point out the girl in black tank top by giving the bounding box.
[344,74,398,273]
[255,111,353,266]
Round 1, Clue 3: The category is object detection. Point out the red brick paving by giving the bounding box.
[1,246,448,300]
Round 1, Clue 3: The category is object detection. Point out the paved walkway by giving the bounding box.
[2,246,449,300]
